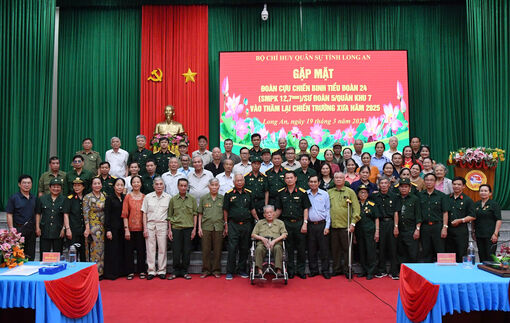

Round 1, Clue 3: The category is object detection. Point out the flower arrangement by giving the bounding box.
[0,228,27,269]
[491,243,510,269]
[448,147,505,169]
[219,76,409,150]
[150,132,189,153]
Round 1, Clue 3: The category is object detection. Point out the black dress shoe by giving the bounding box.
[322,273,331,279]
[288,273,295,279]
[297,273,307,279]
[308,272,319,277]
[147,274,155,280]
[158,274,166,280]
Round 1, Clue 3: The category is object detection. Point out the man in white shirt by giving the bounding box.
[178,154,195,177]
[216,158,234,195]
[192,135,213,165]
[105,136,129,178]
[352,139,364,167]
[383,136,401,160]
[162,157,185,197]
[141,177,171,279]
[259,149,273,174]
[232,147,252,175]
[188,156,214,205]
[282,147,301,171]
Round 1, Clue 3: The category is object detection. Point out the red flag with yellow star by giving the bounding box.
[140,5,209,153]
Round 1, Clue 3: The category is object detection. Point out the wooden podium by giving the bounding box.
[453,166,496,202]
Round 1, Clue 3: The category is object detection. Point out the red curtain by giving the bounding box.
[140,5,209,154]
[44,264,99,318]
[399,264,440,322]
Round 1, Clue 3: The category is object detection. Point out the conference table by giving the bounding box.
[396,263,510,322]
[0,262,103,323]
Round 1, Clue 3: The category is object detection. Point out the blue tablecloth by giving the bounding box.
[0,262,103,323]
[396,263,510,322]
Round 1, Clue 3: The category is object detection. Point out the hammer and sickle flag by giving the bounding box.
[147,68,163,82]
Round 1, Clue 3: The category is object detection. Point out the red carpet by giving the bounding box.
[100,275,399,322]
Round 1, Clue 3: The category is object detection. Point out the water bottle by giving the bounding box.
[69,245,77,265]
[468,242,475,265]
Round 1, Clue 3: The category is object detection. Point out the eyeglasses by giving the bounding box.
[73,160,82,164]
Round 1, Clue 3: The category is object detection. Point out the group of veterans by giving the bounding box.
[5,134,502,281]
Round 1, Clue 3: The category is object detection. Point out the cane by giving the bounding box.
[346,198,353,281]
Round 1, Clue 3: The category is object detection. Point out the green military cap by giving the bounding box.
[178,141,188,147]
[49,177,64,186]
[261,148,271,155]
[399,178,411,186]
[72,177,85,185]
[250,156,262,163]
[357,184,369,193]
[333,141,342,147]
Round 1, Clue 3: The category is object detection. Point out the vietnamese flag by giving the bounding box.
[140,5,209,154]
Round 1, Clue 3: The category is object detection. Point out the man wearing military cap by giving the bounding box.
[223,174,258,280]
[63,177,86,261]
[275,171,311,279]
[394,178,422,277]
[35,177,66,259]
[332,141,344,170]
[355,185,380,280]
[259,148,273,174]
[244,155,269,219]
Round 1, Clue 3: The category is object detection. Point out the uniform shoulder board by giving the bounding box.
[94,175,100,179]
[278,187,285,192]
[298,187,307,193]
[368,201,375,206]
[261,172,267,177]
[283,167,290,171]
[244,172,251,177]
[394,184,399,188]
[112,175,118,179]
[67,194,74,199]
[411,182,417,187]
[226,189,233,194]
[245,188,252,193]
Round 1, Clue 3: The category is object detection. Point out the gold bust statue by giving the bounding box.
[154,105,185,136]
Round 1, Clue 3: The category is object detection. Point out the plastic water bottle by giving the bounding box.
[69,245,77,265]
[468,242,475,265]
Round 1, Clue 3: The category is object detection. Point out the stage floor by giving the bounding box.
[100,274,399,322]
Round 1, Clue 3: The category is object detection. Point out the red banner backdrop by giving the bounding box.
[141,5,209,153]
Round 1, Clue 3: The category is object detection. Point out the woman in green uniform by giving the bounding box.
[472,184,502,262]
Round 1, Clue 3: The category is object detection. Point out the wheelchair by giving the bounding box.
[249,237,288,285]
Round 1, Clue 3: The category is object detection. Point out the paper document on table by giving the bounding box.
[0,265,43,276]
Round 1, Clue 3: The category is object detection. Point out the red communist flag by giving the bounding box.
[141,5,209,154]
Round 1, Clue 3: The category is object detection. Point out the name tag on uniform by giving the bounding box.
[294,197,299,200]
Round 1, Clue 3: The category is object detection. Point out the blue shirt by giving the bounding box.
[307,188,331,229]
[350,180,378,195]
[5,192,36,225]
[371,155,390,173]
[178,167,195,178]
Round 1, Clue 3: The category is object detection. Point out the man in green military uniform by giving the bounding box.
[372,178,399,279]
[142,160,159,194]
[394,178,422,275]
[244,156,269,218]
[249,133,263,159]
[418,173,450,262]
[198,178,225,278]
[38,156,66,196]
[328,172,360,277]
[223,174,258,280]
[63,177,86,261]
[251,205,288,278]
[35,178,66,259]
[275,171,311,279]
[447,177,476,262]
[295,154,316,190]
[355,185,380,280]
[266,152,288,206]
[154,137,176,175]
[97,161,117,197]
[65,155,94,194]
[76,138,102,175]
[167,178,197,280]
[128,135,152,176]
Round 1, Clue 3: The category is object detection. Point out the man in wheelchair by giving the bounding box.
[251,205,288,280]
